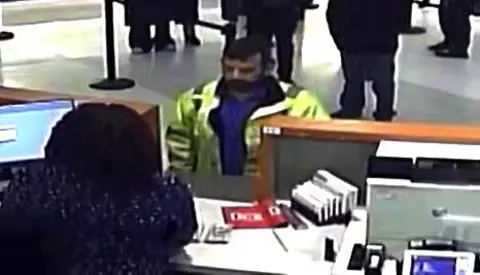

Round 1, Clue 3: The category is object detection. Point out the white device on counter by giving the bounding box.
[291,170,359,224]
[291,181,333,222]
[313,170,358,214]
[402,250,475,275]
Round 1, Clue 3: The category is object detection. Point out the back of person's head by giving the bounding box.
[44,103,158,194]
[223,35,273,70]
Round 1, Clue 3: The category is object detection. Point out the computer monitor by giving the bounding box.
[0,100,74,165]
[367,176,480,259]
[402,250,475,275]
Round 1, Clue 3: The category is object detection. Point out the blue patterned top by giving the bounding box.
[0,163,198,274]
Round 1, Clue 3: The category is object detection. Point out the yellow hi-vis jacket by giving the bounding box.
[166,77,330,175]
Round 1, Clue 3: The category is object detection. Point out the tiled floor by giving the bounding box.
[0,2,480,126]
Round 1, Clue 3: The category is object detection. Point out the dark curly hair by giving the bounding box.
[44,103,158,194]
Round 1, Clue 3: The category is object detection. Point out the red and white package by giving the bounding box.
[221,199,288,229]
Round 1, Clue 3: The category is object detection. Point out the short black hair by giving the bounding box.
[45,103,158,195]
[224,35,272,67]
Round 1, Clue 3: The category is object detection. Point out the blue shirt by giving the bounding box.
[0,163,197,274]
[218,82,266,175]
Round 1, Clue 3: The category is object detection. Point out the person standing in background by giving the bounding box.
[244,0,310,83]
[326,0,399,121]
[428,0,473,59]
[126,0,201,53]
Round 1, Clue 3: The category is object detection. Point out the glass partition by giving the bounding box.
[270,137,378,204]
[256,116,480,205]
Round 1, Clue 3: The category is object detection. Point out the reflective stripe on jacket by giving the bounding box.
[166,78,330,175]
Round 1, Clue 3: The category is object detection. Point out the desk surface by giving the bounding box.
[171,198,344,275]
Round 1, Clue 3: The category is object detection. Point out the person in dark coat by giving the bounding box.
[327,0,400,121]
[125,0,201,53]
[428,0,473,59]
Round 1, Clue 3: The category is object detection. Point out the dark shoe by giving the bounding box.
[185,35,201,46]
[434,48,469,59]
[427,41,448,51]
[373,110,397,121]
[154,38,176,52]
[131,47,151,54]
[330,109,363,120]
[373,110,397,122]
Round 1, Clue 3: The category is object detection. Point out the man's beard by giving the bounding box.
[226,79,252,93]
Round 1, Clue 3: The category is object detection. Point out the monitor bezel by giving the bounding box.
[402,249,475,275]
[0,99,75,168]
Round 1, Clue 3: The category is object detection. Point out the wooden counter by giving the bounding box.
[254,116,480,200]
[0,86,162,168]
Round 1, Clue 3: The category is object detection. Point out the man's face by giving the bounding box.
[222,53,263,92]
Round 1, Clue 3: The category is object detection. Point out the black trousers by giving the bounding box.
[129,21,171,50]
[339,52,396,119]
[439,0,472,50]
[247,12,297,82]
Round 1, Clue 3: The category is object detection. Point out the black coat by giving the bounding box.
[326,0,400,53]
[125,0,199,26]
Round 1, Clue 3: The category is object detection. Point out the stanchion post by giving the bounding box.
[89,0,135,90]
[0,3,14,42]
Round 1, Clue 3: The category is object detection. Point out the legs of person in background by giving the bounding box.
[332,53,397,121]
[223,22,237,55]
[129,23,152,53]
[434,0,471,58]
[183,23,201,46]
[247,16,274,55]
[331,53,366,119]
[247,13,296,82]
[474,0,480,15]
[273,22,296,83]
[154,20,176,51]
[295,10,306,57]
[428,0,450,51]
[368,53,397,121]
[398,0,426,34]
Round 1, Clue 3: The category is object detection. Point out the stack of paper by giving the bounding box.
[290,170,358,225]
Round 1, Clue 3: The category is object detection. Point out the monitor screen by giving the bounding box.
[410,256,456,275]
[403,250,475,275]
[0,100,74,165]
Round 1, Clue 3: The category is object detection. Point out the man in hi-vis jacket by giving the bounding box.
[166,36,330,175]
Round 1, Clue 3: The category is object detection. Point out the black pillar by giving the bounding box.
[89,0,135,90]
